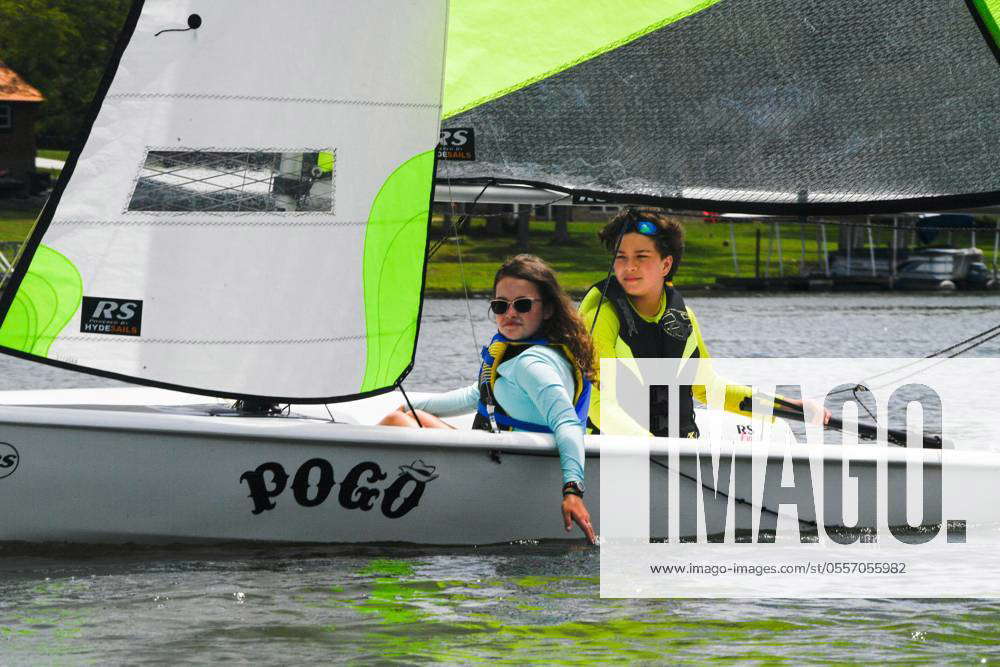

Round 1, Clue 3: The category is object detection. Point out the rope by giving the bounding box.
[825,320,1000,398]
[397,382,423,428]
[589,231,624,336]
[427,179,494,260]
[431,178,569,371]
[440,177,485,368]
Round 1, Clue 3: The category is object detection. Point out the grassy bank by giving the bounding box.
[426,216,842,295]
[3,203,990,295]
[0,210,37,242]
[37,149,69,162]
[2,207,805,292]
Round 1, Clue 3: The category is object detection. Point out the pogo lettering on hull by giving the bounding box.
[240,458,438,519]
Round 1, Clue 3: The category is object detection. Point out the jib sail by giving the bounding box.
[0,0,448,402]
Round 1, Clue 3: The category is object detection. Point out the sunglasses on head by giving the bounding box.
[489,297,541,315]
[623,218,659,237]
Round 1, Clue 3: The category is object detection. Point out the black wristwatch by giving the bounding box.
[562,481,584,497]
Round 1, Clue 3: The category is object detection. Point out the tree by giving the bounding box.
[551,205,571,244]
[515,205,530,251]
[0,0,132,148]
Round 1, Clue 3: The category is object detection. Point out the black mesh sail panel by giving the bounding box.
[440,0,1000,214]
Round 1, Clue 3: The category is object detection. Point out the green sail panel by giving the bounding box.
[441,0,1000,214]
[0,246,82,357]
[443,0,720,118]
[361,151,434,393]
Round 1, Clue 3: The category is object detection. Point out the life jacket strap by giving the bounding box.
[475,332,591,434]
[494,411,550,433]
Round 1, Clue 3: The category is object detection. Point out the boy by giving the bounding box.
[580,207,825,437]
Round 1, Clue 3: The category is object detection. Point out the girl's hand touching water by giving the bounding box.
[561,493,596,544]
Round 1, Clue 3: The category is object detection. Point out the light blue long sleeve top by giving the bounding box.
[410,346,585,486]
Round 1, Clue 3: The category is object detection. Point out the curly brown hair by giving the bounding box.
[598,207,684,280]
[493,254,596,381]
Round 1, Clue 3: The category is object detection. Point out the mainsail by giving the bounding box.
[441,0,1000,214]
[0,0,448,401]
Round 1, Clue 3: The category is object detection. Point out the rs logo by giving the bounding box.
[0,443,19,479]
[91,300,138,320]
[438,129,469,147]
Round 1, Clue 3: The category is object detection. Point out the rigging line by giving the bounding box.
[443,174,482,367]
[947,326,1000,358]
[647,456,792,522]
[936,321,1000,357]
[853,385,878,423]
[824,320,1000,398]
[426,179,495,260]
[744,395,930,448]
[397,382,423,428]
[438,180,573,374]
[426,214,466,259]
[859,346,992,405]
[589,228,625,336]
[824,351,968,405]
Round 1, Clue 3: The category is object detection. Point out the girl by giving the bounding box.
[381,255,597,544]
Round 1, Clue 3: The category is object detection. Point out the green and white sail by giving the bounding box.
[0,0,448,401]
[441,0,1000,214]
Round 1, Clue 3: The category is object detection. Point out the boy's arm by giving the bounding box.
[688,309,754,417]
[689,311,830,425]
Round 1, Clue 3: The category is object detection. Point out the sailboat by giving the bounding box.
[1,0,999,544]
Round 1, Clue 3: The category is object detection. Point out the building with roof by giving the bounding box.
[0,62,45,196]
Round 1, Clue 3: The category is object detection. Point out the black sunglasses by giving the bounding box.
[489,298,541,315]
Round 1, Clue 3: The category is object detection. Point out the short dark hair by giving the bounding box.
[598,207,684,279]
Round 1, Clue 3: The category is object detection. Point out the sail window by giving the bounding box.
[127,149,335,213]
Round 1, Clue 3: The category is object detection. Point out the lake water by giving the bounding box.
[2,293,999,663]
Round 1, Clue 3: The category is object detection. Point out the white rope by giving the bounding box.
[443,176,483,369]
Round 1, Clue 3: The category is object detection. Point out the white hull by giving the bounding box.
[1,388,998,544]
